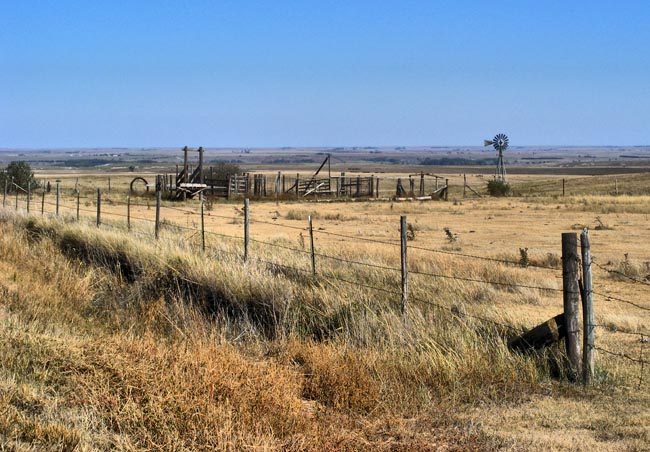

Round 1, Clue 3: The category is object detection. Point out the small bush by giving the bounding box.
[487,180,511,197]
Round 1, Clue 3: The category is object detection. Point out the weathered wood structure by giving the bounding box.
[128,147,452,201]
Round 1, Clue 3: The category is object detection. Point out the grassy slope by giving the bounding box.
[0,210,649,451]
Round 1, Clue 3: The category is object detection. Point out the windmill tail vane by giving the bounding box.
[483,139,494,147]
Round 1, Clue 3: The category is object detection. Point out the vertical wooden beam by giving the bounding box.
[400,216,408,314]
[198,147,204,184]
[376,177,379,198]
[55,181,60,216]
[244,198,250,261]
[420,172,425,196]
[562,178,566,196]
[581,229,595,384]
[463,174,467,198]
[615,178,618,196]
[155,190,161,240]
[200,192,205,252]
[3,178,7,208]
[126,194,131,231]
[41,191,45,215]
[562,232,582,379]
[295,174,300,196]
[108,176,111,194]
[182,146,189,201]
[309,215,316,276]
[27,181,31,213]
[444,179,449,201]
[96,188,101,227]
[76,191,80,222]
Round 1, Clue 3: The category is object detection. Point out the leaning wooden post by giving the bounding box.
[154,190,161,240]
[96,188,101,227]
[76,191,80,222]
[27,181,31,213]
[400,216,408,314]
[126,194,131,231]
[200,192,206,252]
[244,198,250,262]
[55,181,60,217]
[562,232,582,379]
[580,229,595,384]
[308,215,316,276]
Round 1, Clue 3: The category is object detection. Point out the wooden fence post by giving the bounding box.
[108,176,111,194]
[27,181,31,213]
[200,192,205,252]
[400,216,408,314]
[41,191,45,215]
[76,191,80,222]
[55,181,60,217]
[580,228,595,384]
[155,190,161,240]
[96,188,101,227]
[244,198,249,261]
[562,178,565,196]
[562,232,582,379]
[463,174,467,198]
[376,177,380,198]
[127,194,131,231]
[308,215,316,276]
[2,179,6,208]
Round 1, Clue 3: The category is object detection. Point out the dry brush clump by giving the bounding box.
[0,210,588,450]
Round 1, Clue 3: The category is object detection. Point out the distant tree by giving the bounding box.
[211,161,241,180]
[128,165,136,172]
[0,161,38,193]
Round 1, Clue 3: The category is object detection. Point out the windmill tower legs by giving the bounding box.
[496,150,507,183]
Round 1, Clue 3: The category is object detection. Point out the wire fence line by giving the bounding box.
[591,259,650,287]
[4,190,649,386]
[7,190,650,313]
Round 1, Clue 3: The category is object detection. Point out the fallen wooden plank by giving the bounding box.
[508,313,566,352]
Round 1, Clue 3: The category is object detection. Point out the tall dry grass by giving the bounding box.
[1,208,647,450]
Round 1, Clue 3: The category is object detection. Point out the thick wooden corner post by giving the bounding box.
[562,232,582,379]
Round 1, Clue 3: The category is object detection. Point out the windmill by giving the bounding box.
[483,133,509,183]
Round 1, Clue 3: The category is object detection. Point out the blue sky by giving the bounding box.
[1,1,649,147]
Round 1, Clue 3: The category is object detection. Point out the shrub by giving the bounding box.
[487,179,511,197]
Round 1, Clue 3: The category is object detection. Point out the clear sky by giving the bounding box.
[1,1,649,148]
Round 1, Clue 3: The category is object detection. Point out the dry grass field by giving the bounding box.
[1,169,649,451]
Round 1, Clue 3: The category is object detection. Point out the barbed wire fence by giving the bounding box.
[3,183,649,387]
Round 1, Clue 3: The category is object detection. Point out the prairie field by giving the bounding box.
[1,169,649,451]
